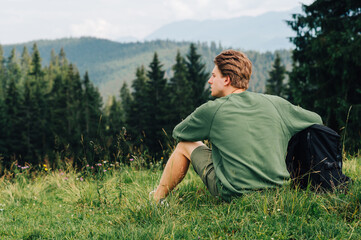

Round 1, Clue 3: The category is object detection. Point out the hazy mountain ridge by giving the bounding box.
[146,7,300,51]
[2,37,292,100]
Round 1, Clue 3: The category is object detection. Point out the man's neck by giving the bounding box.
[224,88,245,96]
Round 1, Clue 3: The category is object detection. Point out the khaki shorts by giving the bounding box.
[190,145,220,197]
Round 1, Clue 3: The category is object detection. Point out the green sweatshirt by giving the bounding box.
[173,91,322,200]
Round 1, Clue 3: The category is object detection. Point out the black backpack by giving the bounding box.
[286,124,351,191]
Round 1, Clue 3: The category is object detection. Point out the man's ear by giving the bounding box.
[224,75,231,86]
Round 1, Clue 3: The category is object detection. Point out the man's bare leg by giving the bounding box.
[153,141,204,202]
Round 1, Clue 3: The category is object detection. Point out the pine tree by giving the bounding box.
[29,43,51,162]
[63,64,84,165]
[265,53,287,97]
[107,96,123,135]
[48,52,71,157]
[48,64,76,165]
[59,48,68,70]
[127,66,149,146]
[106,96,127,163]
[7,48,22,86]
[168,51,193,125]
[144,52,169,160]
[21,78,37,164]
[6,49,28,164]
[47,49,60,84]
[120,82,132,124]
[186,43,209,108]
[83,71,102,136]
[20,46,32,89]
[21,46,32,76]
[4,78,23,166]
[49,74,68,161]
[50,49,59,67]
[82,71,104,165]
[0,97,7,158]
[0,45,5,97]
[30,44,43,81]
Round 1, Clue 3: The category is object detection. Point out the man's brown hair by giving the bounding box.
[214,50,252,89]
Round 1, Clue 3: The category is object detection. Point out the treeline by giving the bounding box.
[0,44,106,171]
[0,43,209,172]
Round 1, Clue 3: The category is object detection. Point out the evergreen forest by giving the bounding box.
[0,42,216,172]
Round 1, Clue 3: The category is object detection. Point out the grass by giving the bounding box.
[0,156,360,239]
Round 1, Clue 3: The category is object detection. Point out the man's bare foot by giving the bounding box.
[149,187,168,206]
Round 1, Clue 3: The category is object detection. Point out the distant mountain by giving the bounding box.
[2,37,292,100]
[146,7,300,52]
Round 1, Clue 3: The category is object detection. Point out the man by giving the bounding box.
[152,50,322,202]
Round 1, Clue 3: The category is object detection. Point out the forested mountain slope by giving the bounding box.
[2,37,292,99]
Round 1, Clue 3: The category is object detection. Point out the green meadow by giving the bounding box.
[0,155,360,239]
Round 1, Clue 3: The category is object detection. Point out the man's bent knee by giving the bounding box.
[176,141,205,160]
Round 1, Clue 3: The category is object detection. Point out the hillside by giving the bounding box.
[2,38,292,100]
[0,156,360,238]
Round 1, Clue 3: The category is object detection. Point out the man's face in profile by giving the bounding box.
[208,65,227,98]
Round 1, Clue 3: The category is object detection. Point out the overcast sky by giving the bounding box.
[0,0,314,45]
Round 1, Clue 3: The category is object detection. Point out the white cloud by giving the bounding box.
[163,0,195,19]
[197,0,210,7]
[70,19,120,39]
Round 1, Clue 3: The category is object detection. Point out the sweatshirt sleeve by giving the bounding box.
[172,100,221,142]
[276,97,323,136]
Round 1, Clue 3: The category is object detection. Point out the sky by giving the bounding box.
[0,0,314,45]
